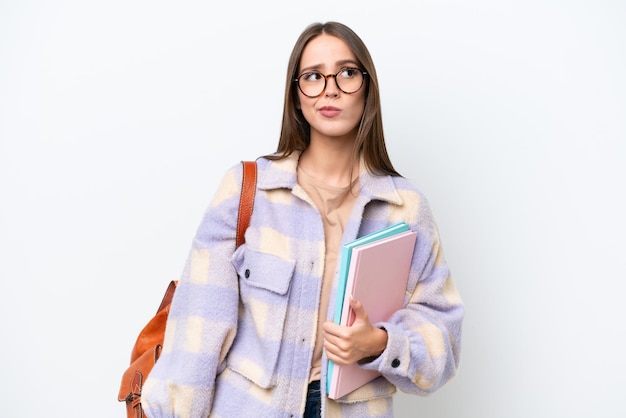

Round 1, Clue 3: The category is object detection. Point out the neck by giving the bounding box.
[299,136,359,188]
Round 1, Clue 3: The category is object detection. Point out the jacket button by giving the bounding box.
[244,269,250,278]
[391,358,400,368]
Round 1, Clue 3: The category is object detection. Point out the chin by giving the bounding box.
[313,124,359,140]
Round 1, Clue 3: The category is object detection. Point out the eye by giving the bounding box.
[338,67,360,79]
[301,71,323,82]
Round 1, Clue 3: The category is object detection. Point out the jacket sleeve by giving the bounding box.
[141,163,245,418]
[360,190,464,395]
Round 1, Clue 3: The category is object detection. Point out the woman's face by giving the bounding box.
[296,34,366,143]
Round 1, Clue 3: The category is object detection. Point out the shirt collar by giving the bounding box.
[257,151,403,206]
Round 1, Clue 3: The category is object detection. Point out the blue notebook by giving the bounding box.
[325,222,410,395]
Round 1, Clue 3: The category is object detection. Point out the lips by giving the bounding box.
[319,106,341,118]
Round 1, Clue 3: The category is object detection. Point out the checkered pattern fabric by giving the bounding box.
[141,152,463,418]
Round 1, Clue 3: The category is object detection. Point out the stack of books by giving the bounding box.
[326,222,417,399]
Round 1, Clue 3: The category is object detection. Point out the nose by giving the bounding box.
[324,74,340,97]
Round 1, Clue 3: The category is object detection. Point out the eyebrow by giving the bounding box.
[299,59,360,74]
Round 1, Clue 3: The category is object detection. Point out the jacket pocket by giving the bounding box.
[228,247,295,388]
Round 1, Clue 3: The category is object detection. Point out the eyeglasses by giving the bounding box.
[294,67,367,98]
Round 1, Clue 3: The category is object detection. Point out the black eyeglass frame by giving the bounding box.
[293,67,368,98]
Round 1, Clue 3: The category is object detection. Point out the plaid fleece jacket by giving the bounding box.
[141,152,464,418]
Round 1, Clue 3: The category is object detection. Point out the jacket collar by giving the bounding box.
[257,151,404,206]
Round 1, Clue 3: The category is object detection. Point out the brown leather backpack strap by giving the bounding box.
[156,280,178,313]
[236,160,257,248]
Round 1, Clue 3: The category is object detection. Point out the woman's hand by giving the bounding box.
[322,298,388,365]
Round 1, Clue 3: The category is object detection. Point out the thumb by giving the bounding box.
[349,297,368,325]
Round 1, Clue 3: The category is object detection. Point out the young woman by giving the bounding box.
[142,21,464,418]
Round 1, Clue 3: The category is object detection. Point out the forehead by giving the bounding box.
[300,34,357,69]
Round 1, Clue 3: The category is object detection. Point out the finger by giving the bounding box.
[324,320,356,341]
[326,351,351,365]
[349,298,369,323]
[322,320,341,335]
[324,330,351,351]
[324,340,351,365]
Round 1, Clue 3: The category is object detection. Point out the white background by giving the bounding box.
[1,1,625,417]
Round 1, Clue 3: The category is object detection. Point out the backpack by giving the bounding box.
[117,160,257,418]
